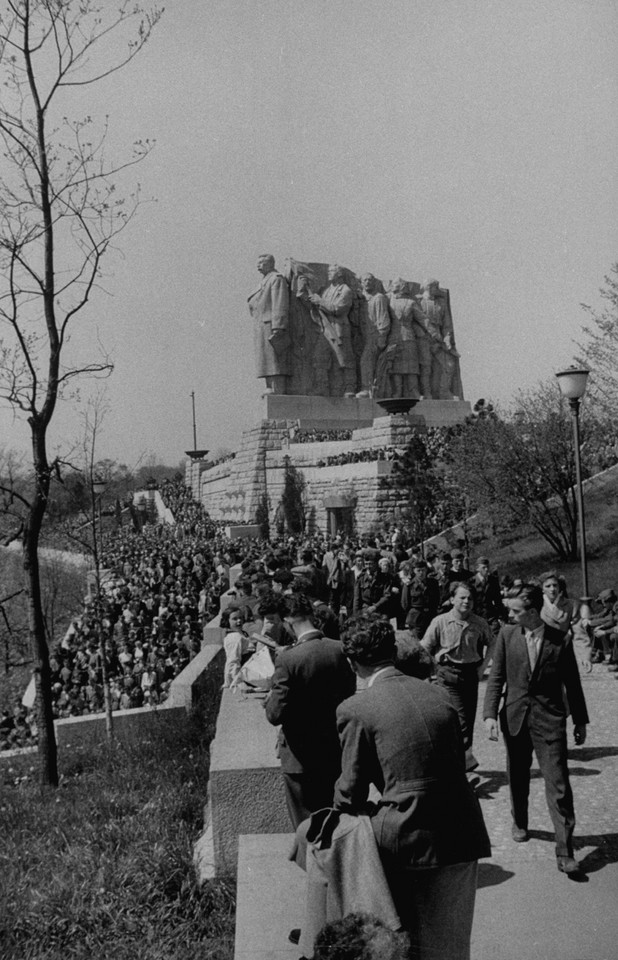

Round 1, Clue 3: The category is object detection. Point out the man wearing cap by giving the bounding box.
[422,582,493,770]
[587,588,618,666]
[353,548,398,618]
[483,584,589,875]
[404,559,440,638]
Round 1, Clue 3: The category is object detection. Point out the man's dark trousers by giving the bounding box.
[434,661,479,751]
[503,716,575,857]
[283,764,341,829]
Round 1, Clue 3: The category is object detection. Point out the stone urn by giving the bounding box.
[375,397,420,416]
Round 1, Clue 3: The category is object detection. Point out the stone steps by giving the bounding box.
[234,833,302,960]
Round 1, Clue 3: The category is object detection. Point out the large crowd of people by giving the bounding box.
[2,477,611,955]
[290,428,353,443]
[2,481,614,751]
[316,446,402,467]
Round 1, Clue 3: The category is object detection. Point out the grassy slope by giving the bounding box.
[467,466,618,595]
[0,702,234,960]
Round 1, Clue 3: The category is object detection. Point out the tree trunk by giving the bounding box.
[24,520,58,788]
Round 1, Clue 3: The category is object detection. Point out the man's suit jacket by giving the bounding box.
[483,623,589,738]
[265,632,355,775]
[472,572,505,621]
[334,668,491,869]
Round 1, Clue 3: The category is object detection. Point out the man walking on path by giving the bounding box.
[421,582,493,772]
[483,584,589,875]
[334,616,490,960]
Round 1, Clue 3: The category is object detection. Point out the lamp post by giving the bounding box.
[91,476,113,742]
[92,477,106,548]
[555,366,590,599]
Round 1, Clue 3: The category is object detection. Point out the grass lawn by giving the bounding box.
[0,703,235,960]
[461,465,618,597]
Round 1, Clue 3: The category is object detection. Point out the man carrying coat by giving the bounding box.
[483,583,589,875]
[334,615,490,960]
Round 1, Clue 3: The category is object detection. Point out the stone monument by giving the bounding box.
[386,278,424,399]
[416,277,463,400]
[247,254,291,394]
[357,273,391,399]
[194,256,471,537]
[248,257,464,401]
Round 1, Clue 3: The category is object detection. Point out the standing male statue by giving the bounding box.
[417,278,460,399]
[386,278,423,399]
[305,264,357,397]
[248,254,291,394]
[357,273,391,398]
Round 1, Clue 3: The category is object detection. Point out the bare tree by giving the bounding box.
[0,0,162,786]
[444,382,608,561]
[54,396,115,740]
[577,262,618,417]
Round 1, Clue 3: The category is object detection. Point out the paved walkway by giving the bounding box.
[235,665,618,960]
[468,667,618,959]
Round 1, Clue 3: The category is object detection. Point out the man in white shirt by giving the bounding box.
[421,582,493,771]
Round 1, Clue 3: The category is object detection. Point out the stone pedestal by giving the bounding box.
[195,395,472,535]
[262,393,471,429]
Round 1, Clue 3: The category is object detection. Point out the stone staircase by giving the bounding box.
[234,834,302,960]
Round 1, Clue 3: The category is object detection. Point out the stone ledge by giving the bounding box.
[263,394,471,427]
[209,690,289,875]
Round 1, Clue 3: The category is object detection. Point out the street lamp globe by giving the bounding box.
[555,365,591,601]
[92,478,107,497]
[555,366,590,401]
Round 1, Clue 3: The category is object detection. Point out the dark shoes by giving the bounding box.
[288,929,301,946]
[557,856,581,875]
[511,824,529,842]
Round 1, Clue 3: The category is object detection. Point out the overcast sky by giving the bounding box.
[3,0,618,468]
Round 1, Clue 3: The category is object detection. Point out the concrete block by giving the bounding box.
[210,691,289,876]
[165,644,223,708]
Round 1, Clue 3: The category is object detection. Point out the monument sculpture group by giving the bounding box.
[247,255,463,400]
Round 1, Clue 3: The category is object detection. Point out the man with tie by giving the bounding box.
[483,584,589,875]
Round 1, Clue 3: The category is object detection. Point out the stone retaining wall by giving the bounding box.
[2,644,225,761]
[197,400,471,535]
[203,689,289,877]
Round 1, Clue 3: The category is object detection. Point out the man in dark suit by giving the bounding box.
[403,559,440,637]
[264,592,355,829]
[471,555,505,626]
[334,616,490,960]
[483,584,589,875]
